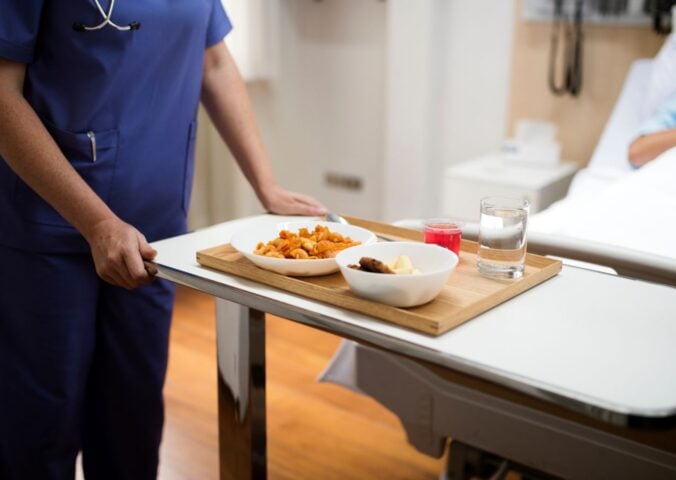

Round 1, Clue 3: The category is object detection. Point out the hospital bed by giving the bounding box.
[514,57,676,285]
[320,58,676,479]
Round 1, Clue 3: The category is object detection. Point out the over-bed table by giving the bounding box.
[152,214,676,480]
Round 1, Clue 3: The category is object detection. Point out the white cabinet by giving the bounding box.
[442,154,578,222]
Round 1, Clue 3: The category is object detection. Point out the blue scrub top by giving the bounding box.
[0,0,232,252]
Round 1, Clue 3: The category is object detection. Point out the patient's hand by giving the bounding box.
[629,128,676,167]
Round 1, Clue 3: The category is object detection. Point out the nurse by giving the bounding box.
[0,1,325,479]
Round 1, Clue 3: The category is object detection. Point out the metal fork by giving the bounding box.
[324,212,349,225]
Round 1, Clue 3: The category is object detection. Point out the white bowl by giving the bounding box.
[231,221,377,276]
[335,242,458,307]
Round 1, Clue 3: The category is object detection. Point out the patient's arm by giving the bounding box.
[628,129,676,167]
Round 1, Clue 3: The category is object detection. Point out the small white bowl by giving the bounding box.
[231,221,377,276]
[335,242,458,307]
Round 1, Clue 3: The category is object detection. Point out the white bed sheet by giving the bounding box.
[530,149,676,260]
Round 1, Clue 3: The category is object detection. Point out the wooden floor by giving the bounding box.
[159,285,446,480]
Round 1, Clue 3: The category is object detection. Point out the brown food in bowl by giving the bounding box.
[254,225,360,259]
[348,257,395,274]
[348,255,420,275]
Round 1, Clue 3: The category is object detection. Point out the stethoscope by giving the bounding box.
[73,0,141,32]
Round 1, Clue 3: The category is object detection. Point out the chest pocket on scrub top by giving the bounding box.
[12,121,119,227]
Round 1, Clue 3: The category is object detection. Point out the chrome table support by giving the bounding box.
[216,299,267,480]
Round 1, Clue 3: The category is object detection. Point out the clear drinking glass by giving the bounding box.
[477,196,530,279]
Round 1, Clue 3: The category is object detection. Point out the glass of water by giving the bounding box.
[477,196,530,279]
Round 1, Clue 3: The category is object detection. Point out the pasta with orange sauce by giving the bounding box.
[253,225,360,259]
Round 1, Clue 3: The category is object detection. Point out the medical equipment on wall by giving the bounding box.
[525,0,674,97]
[524,0,665,25]
[648,0,676,33]
[548,0,583,96]
[73,0,141,32]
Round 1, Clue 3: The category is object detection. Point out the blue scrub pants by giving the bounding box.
[0,244,175,480]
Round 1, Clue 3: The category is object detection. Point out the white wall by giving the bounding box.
[382,0,438,222]
[441,1,515,168]
[383,0,515,221]
[231,0,388,220]
[189,0,515,228]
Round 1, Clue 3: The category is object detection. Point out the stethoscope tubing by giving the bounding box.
[73,0,140,32]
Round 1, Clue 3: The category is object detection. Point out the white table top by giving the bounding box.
[152,215,676,424]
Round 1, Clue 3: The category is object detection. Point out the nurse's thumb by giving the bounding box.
[137,231,158,260]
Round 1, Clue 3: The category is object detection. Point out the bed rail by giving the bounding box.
[394,220,676,288]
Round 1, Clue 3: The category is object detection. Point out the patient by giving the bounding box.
[629,92,676,167]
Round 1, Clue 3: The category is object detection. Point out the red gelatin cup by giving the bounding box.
[423,219,463,256]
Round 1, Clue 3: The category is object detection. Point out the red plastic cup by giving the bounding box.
[423,219,463,256]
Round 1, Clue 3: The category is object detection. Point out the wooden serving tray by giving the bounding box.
[196,217,562,336]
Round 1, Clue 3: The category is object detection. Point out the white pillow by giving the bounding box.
[642,33,676,120]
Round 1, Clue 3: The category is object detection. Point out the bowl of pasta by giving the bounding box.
[230,221,377,276]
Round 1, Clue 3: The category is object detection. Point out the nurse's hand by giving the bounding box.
[86,218,158,289]
[260,184,327,217]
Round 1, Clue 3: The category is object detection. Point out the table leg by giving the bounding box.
[215,299,267,480]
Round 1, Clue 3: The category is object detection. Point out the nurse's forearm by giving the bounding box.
[200,42,277,202]
[628,129,676,167]
[0,64,117,238]
[0,59,156,289]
